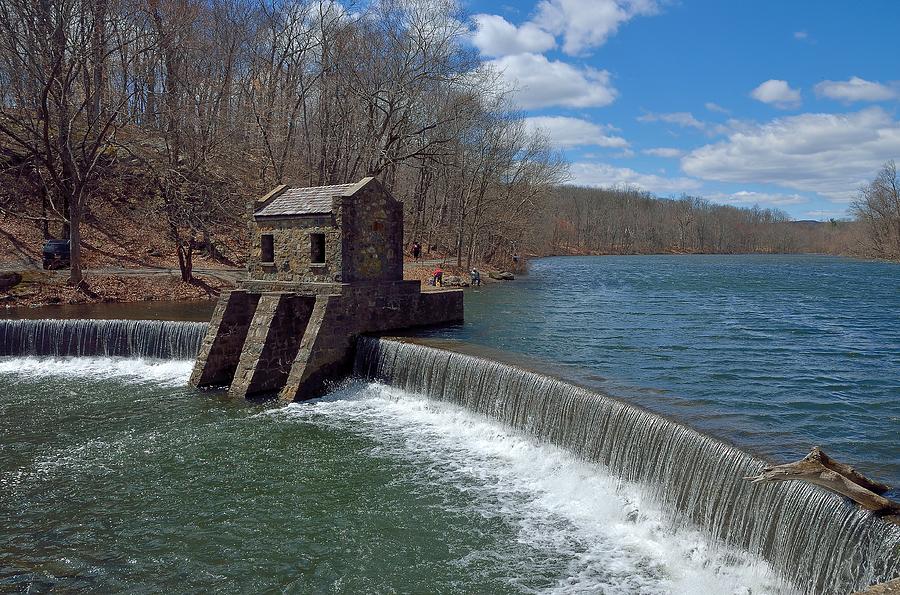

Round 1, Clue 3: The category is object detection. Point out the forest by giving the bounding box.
[542,186,864,257]
[0,0,897,287]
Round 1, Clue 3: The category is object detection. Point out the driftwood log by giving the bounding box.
[852,577,900,595]
[745,447,900,520]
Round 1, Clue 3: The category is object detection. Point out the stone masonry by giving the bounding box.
[190,177,463,401]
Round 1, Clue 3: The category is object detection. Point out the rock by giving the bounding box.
[489,271,515,281]
[0,272,22,292]
[442,275,469,287]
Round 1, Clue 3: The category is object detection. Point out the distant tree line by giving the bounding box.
[535,186,863,257]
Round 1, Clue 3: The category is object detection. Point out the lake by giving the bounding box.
[422,254,900,489]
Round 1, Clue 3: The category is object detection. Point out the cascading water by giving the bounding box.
[355,336,900,595]
[0,319,208,360]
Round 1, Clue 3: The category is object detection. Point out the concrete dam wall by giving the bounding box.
[355,336,900,595]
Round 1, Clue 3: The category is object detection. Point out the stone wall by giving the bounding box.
[191,285,463,401]
[247,213,344,283]
[189,290,260,387]
[277,287,463,401]
[340,183,404,283]
[227,293,315,398]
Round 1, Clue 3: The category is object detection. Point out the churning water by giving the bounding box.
[0,354,795,593]
[356,337,900,594]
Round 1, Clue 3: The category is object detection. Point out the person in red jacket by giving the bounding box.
[432,267,443,287]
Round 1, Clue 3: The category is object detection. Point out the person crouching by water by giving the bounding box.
[432,267,444,287]
[470,269,481,286]
[412,241,421,261]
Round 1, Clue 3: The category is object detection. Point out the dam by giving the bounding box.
[1,314,898,593]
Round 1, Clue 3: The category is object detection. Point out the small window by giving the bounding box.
[260,234,274,263]
[310,233,325,265]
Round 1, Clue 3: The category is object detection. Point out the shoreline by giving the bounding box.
[0,258,518,313]
[7,251,891,313]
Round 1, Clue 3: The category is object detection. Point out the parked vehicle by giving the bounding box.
[42,239,71,270]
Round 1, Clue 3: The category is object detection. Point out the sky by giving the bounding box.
[465,0,900,220]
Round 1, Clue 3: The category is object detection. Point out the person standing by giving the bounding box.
[412,242,421,261]
[432,267,443,287]
[470,269,481,286]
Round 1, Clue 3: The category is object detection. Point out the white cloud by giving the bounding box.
[682,107,900,202]
[534,0,659,55]
[794,30,808,40]
[706,191,807,206]
[638,111,737,137]
[637,111,705,130]
[524,116,627,148]
[487,53,617,109]
[705,102,729,114]
[814,77,898,103]
[570,162,701,194]
[751,79,802,109]
[643,147,683,158]
[472,14,555,57]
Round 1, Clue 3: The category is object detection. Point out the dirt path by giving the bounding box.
[0,264,246,282]
[4,258,449,276]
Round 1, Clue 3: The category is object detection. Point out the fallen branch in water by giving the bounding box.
[851,577,900,594]
[744,447,900,519]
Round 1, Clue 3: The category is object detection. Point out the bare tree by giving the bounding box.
[853,161,900,260]
[0,0,152,284]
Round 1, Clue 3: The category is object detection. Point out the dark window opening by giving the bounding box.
[260,234,274,263]
[310,233,325,264]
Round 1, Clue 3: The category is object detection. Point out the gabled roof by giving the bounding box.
[254,182,356,218]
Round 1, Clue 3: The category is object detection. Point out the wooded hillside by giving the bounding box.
[0,0,565,281]
[542,186,863,257]
[0,0,894,284]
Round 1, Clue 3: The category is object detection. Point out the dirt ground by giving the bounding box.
[0,196,247,271]
[1,204,514,309]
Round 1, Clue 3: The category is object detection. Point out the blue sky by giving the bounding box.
[465,0,900,220]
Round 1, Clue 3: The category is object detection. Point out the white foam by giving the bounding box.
[0,356,193,387]
[273,381,795,594]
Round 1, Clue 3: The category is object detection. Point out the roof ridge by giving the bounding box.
[254,180,359,218]
[294,182,354,189]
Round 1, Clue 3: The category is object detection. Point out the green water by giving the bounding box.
[0,358,784,593]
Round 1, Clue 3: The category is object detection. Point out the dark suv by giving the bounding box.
[42,239,71,270]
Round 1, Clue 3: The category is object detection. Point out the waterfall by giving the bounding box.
[355,337,900,595]
[0,319,208,360]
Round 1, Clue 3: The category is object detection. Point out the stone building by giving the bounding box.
[190,177,463,401]
[249,178,403,285]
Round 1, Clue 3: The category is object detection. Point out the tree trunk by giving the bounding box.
[68,198,83,285]
[40,187,50,239]
[177,240,194,283]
